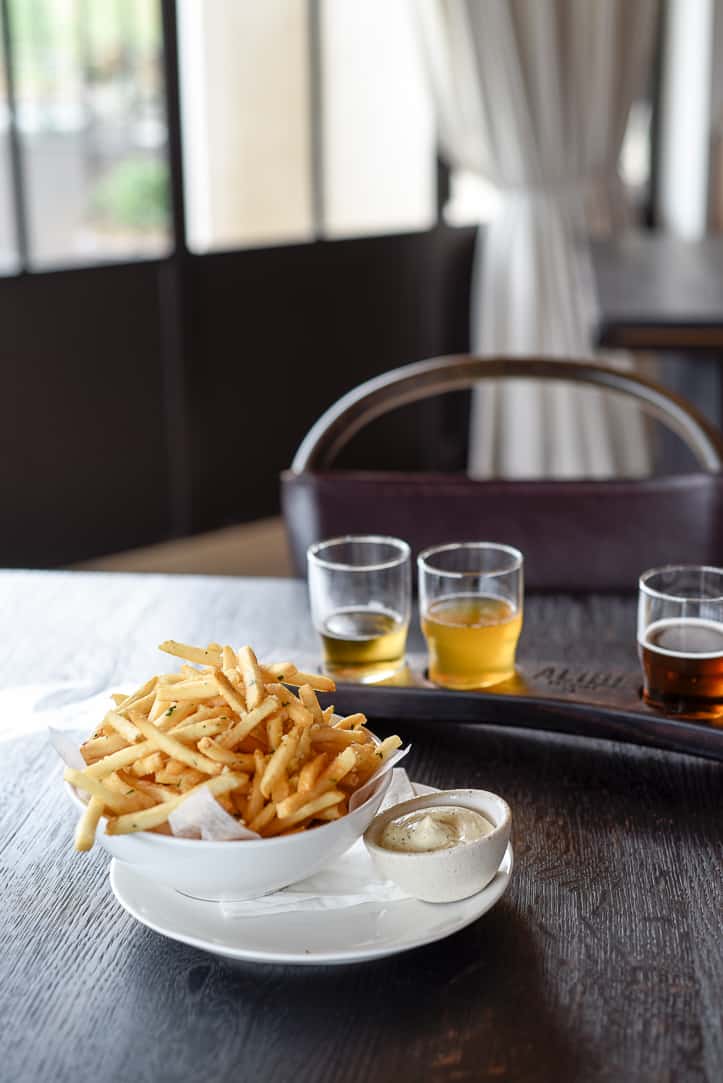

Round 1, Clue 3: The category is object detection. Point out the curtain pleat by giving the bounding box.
[418,0,659,479]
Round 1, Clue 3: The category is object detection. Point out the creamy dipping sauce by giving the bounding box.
[379,805,493,853]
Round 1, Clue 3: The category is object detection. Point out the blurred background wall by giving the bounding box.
[0,0,721,572]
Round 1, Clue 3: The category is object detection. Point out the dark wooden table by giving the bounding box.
[1,571,721,1083]
[592,234,723,351]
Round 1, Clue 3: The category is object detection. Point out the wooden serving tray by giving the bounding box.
[327,654,723,763]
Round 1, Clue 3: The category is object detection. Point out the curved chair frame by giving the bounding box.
[291,356,723,473]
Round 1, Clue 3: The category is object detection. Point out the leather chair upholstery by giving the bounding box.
[282,356,723,591]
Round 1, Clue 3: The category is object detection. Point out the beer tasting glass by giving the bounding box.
[638,565,723,720]
[418,543,524,690]
[307,535,411,683]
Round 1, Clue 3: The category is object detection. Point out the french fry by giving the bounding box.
[260,729,299,798]
[121,775,178,803]
[265,683,315,727]
[155,677,219,702]
[106,773,245,835]
[148,691,170,723]
[160,759,187,777]
[237,646,265,709]
[104,710,141,744]
[104,773,158,810]
[128,751,165,778]
[84,739,156,778]
[244,750,268,823]
[271,789,344,833]
[74,796,105,852]
[333,712,366,730]
[316,806,343,822]
[264,682,296,706]
[319,745,357,785]
[248,802,277,833]
[310,725,369,746]
[376,734,403,760]
[133,718,222,776]
[64,768,142,815]
[291,724,313,773]
[80,733,128,763]
[123,699,153,728]
[275,777,336,819]
[111,676,158,713]
[261,661,298,682]
[277,670,335,693]
[158,640,223,668]
[298,751,327,793]
[267,713,284,751]
[271,777,290,804]
[231,788,249,817]
[167,704,225,730]
[155,701,198,731]
[299,684,323,725]
[214,670,247,715]
[176,769,206,791]
[218,696,279,750]
[197,738,256,771]
[169,718,227,743]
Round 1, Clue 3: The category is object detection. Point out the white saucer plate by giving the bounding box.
[109,783,514,966]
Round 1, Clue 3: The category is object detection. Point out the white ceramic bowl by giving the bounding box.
[364,788,511,903]
[66,771,392,900]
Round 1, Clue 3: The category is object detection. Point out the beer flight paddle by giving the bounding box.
[305,540,723,763]
[328,654,723,764]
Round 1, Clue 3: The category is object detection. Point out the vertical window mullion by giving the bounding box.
[1,0,30,270]
[160,0,187,254]
[308,0,324,238]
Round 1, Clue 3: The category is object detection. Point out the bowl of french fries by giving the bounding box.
[64,641,402,899]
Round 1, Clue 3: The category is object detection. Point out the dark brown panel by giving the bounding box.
[186,226,476,531]
[592,233,723,348]
[0,261,171,565]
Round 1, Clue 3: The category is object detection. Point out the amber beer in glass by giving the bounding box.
[307,536,411,683]
[419,543,523,690]
[638,565,723,720]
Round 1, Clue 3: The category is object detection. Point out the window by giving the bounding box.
[0,13,18,272]
[1,0,170,271]
[177,0,436,253]
[0,3,656,271]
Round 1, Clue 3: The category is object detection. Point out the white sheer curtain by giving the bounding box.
[418,0,658,478]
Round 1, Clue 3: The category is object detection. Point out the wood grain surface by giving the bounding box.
[1,571,721,1083]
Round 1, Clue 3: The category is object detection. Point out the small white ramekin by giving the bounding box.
[364,788,511,903]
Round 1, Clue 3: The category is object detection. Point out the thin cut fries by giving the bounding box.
[159,640,223,668]
[237,646,265,709]
[156,677,218,702]
[66,640,402,852]
[299,684,324,724]
[106,773,245,835]
[74,796,105,852]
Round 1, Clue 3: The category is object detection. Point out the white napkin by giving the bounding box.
[220,767,418,917]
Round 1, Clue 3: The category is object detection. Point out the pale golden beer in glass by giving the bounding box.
[419,544,524,691]
[308,536,411,683]
[320,607,408,682]
[422,594,523,689]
